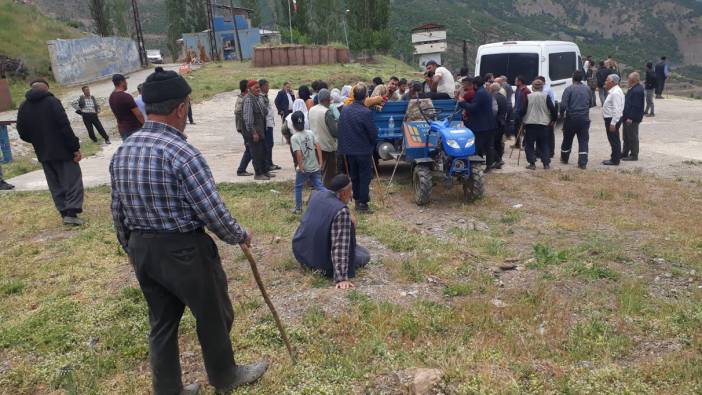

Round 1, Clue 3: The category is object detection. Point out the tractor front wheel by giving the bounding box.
[462,163,485,202]
[413,165,432,205]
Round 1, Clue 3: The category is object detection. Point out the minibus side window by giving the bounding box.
[549,52,576,81]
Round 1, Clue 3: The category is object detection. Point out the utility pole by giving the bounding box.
[131,0,147,67]
[206,0,220,61]
[229,1,244,62]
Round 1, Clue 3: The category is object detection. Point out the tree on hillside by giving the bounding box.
[110,0,131,37]
[89,0,113,36]
[165,0,187,60]
[240,0,262,27]
[185,0,208,33]
[347,0,390,52]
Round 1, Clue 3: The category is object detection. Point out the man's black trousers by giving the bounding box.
[475,129,497,169]
[245,136,267,176]
[264,126,274,168]
[81,113,110,142]
[494,126,505,162]
[345,154,372,205]
[560,117,590,167]
[41,160,83,217]
[604,118,622,164]
[655,78,666,96]
[524,124,550,166]
[129,230,238,395]
[622,121,640,159]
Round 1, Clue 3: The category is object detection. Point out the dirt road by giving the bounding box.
[4,89,702,191]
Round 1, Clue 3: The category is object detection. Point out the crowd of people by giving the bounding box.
[4,52,667,393]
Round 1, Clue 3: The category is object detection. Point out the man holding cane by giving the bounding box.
[109,68,267,395]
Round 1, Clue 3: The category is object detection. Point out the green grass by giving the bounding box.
[2,139,104,179]
[187,55,419,103]
[1,169,701,393]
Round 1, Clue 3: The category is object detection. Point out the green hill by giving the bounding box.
[389,0,702,72]
[0,0,82,76]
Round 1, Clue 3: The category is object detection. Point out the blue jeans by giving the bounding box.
[0,125,13,163]
[294,170,326,209]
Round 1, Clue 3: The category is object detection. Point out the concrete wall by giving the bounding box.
[48,36,141,86]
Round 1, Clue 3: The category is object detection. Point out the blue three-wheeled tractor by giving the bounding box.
[372,99,486,205]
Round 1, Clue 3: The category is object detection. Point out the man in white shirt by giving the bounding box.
[426,60,456,98]
[601,74,624,165]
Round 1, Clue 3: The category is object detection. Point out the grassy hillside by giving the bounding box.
[390,0,702,72]
[0,0,82,75]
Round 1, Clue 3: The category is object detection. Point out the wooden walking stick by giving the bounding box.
[240,244,297,364]
[371,157,386,207]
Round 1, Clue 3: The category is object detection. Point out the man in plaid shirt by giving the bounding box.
[109,69,267,395]
[293,174,371,289]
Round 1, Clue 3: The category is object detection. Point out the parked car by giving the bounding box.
[146,49,164,64]
[475,41,583,104]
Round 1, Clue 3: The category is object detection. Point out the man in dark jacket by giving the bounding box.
[490,82,508,168]
[72,85,110,144]
[459,76,498,171]
[654,56,669,99]
[645,62,657,116]
[622,72,645,161]
[337,83,378,213]
[242,80,272,180]
[292,174,371,290]
[274,81,295,123]
[559,70,592,169]
[17,79,84,225]
[512,76,531,147]
[596,61,612,106]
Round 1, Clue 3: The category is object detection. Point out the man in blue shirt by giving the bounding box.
[654,56,670,99]
[110,69,267,395]
[459,76,498,171]
[337,83,378,213]
[559,70,592,169]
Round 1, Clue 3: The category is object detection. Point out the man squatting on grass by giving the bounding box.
[109,68,267,395]
[293,173,371,289]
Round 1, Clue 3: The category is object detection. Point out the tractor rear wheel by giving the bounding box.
[462,163,484,202]
[413,165,432,205]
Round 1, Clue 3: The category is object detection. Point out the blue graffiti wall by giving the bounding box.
[48,37,141,85]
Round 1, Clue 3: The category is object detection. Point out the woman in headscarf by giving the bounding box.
[330,88,343,120]
[286,99,310,130]
[298,85,314,110]
[340,85,352,101]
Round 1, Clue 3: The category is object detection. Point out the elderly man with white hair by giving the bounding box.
[309,88,339,186]
[621,72,645,161]
[602,74,625,166]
